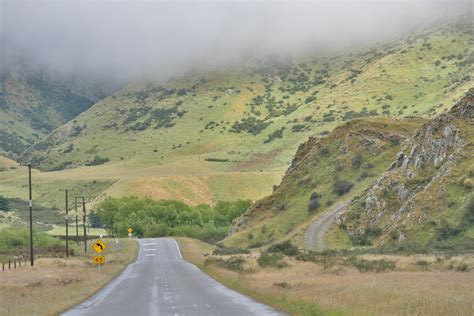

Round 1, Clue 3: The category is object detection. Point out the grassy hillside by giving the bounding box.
[224,117,424,248]
[339,89,474,250]
[225,89,473,250]
[0,18,471,212]
[0,64,114,158]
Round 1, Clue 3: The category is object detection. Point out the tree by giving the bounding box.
[0,196,9,211]
[88,210,102,228]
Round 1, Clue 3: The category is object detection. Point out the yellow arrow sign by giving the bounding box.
[92,240,106,254]
[93,256,105,265]
[128,227,133,233]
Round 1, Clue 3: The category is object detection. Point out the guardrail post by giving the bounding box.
[8,260,11,270]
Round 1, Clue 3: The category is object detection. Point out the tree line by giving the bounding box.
[96,197,251,243]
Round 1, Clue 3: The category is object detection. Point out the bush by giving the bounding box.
[85,155,110,166]
[205,256,249,272]
[345,257,396,272]
[0,227,61,255]
[257,252,288,269]
[308,198,320,212]
[273,281,292,289]
[267,240,300,256]
[351,154,363,169]
[264,127,285,143]
[213,246,250,255]
[0,196,9,211]
[333,180,354,195]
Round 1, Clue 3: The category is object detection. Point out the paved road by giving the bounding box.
[64,238,281,316]
[305,200,351,251]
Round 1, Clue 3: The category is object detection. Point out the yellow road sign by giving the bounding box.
[93,256,105,265]
[128,227,133,233]
[92,240,106,253]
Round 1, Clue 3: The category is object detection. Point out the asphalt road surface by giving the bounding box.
[64,238,282,316]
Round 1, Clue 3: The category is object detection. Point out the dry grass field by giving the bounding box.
[177,237,474,316]
[0,238,138,315]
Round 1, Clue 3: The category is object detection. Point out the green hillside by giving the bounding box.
[225,89,473,250]
[0,19,471,212]
[0,64,113,158]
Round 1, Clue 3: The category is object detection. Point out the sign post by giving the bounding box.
[92,239,106,271]
[128,227,133,239]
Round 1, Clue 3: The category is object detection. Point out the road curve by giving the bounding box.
[64,238,281,316]
[305,200,351,252]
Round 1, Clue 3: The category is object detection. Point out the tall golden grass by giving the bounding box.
[0,238,138,315]
[177,237,474,316]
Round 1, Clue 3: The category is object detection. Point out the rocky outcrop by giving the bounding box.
[341,89,473,240]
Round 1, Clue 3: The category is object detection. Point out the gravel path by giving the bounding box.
[304,200,351,251]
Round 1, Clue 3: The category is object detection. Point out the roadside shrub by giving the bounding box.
[273,282,292,289]
[204,256,249,272]
[0,227,61,255]
[455,263,469,272]
[345,257,396,272]
[333,180,354,195]
[267,240,300,256]
[257,252,288,268]
[213,246,250,255]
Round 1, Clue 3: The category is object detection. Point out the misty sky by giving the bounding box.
[0,0,470,83]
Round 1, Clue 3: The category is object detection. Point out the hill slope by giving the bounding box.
[0,64,114,158]
[22,19,473,172]
[340,88,473,249]
[0,18,470,210]
[225,89,473,250]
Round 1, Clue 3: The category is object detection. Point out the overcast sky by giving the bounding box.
[0,0,470,83]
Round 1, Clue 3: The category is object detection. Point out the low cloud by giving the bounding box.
[0,0,469,83]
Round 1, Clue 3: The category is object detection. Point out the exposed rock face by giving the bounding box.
[341,89,473,241]
[228,118,417,239]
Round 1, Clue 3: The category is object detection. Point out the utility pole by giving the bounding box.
[63,189,69,258]
[75,197,79,244]
[28,164,34,266]
[82,197,87,253]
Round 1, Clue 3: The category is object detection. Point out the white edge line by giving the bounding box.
[171,238,183,260]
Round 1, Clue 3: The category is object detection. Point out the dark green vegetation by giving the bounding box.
[0,226,62,255]
[0,196,62,229]
[96,197,250,243]
[0,196,9,211]
[0,65,114,158]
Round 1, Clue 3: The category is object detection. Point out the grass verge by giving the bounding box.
[0,238,138,315]
[176,237,474,316]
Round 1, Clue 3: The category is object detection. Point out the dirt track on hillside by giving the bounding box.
[304,199,351,251]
